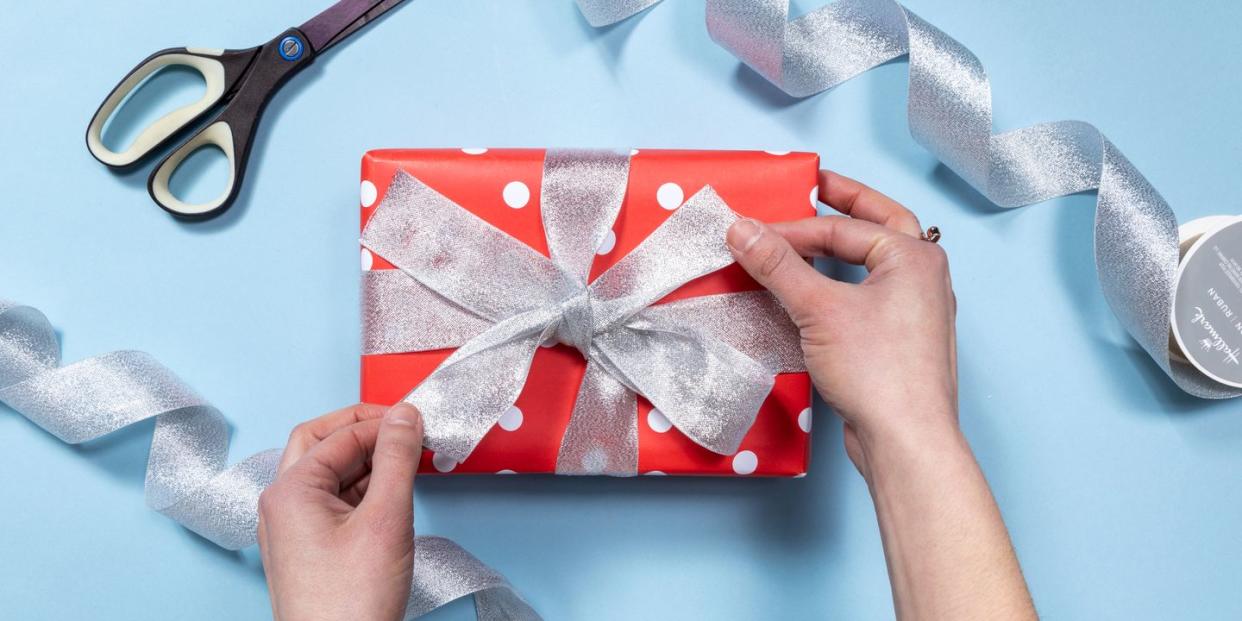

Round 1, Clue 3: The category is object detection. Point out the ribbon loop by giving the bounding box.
[362,270,492,354]
[541,149,630,286]
[363,172,568,322]
[589,186,742,328]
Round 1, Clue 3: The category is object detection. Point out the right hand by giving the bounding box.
[726,171,958,479]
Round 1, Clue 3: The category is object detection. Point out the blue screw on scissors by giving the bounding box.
[86,0,406,220]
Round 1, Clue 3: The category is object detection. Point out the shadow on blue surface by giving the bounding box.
[571,1,650,71]
[417,391,852,558]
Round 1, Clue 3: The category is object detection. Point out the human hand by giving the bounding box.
[258,403,425,621]
[726,171,957,478]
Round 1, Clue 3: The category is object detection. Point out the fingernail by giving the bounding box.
[727,218,763,253]
[386,403,421,427]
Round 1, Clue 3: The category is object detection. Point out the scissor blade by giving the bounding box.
[301,0,406,54]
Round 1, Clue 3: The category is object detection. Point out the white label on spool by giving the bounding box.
[1172,217,1242,387]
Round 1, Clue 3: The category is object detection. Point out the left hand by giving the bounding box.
[258,403,425,621]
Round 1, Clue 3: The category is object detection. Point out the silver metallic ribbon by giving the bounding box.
[573,0,1241,399]
[17,3,1230,617]
[0,300,539,620]
[361,149,804,474]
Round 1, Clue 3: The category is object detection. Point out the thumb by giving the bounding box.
[727,218,831,317]
[358,403,424,524]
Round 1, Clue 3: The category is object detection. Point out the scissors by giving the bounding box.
[86,0,406,220]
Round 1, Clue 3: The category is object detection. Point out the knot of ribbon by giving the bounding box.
[553,290,595,355]
[361,149,805,475]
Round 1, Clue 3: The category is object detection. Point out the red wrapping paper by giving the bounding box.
[360,148,817,476]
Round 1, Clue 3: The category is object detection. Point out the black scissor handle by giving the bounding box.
[85,47,256,170]
[145,28,317,219]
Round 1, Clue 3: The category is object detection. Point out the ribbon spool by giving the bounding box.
[574,0,1242,400]
[1170,216,1242,388]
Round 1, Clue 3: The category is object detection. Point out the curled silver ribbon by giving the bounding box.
[0,300,539,620]
[361,149,804,474]
[574,0,1241,399]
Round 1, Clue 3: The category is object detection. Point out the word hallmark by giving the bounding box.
[1192,307,1241,367]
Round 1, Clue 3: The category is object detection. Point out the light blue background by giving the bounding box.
[2,1,1241,619]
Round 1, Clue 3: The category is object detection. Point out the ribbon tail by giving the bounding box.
[407,309,555,462]
[408,536,542,621]
[555,360,639,476]
[594,322,773,457]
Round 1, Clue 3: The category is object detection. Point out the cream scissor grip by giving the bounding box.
[84,0,407,220]
[85,51,229,169]
[148,121,238,218]
[84,42,277,219]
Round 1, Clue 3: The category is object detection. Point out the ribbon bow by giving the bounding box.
[361,150,803,475]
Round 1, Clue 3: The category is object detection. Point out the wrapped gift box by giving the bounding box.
[359,148,817,476]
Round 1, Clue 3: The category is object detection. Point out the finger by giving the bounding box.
[769,216,921,272]
[727,218,845,316]
[279,403,389,473]
[340,473,372,507]
[819,170,923,237]
[284,418,383,495]
[357,403,424,523]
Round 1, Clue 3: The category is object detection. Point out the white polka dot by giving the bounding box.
[462,148,488,155]
[503,181,530,209]
[360,180,378,208]
[732,450,758,475]
[764,150,791,156]
[797,407,812,433]
[630,148,640,156]
[793,473,807,478]
[644,470,667,476]
[647,408,672,433]
[432,452,457,472]
[656,182,684,210]
[360,248,373,271]
[810,186,819,209]
[596,229,617,255]
[497,469,517,475]
[498,405,523,431]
